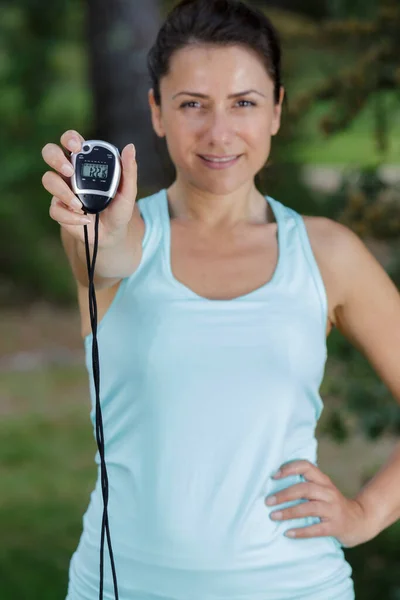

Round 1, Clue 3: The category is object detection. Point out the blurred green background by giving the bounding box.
[1,0,400,598]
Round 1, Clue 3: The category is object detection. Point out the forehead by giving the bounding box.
[163,44,271,91]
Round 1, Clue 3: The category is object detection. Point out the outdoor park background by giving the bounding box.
[1,0,400,598]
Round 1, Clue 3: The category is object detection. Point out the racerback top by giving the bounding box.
[66,189,355,600]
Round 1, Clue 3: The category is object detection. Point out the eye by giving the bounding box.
[180,101,200,109]
[237,100,256,107]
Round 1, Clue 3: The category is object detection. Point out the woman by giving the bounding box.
[41,1,400,599]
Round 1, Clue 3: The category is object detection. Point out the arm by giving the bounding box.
[330,219,400,538]
[354,442,400,537]
[60,202,144,289]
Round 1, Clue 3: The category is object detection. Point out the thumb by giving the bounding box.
[118,143,137,203]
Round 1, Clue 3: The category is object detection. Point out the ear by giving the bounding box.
[271,86,285,137]
[148,88,165,138]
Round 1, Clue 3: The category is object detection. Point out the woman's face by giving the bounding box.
[148,43,284,195]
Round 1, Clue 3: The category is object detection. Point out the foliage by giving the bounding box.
[273,0,400,156]
[0,1,88,304]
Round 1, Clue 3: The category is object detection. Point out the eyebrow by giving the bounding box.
[172,89,266,99]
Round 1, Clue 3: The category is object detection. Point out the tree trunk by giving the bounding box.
[85,0,173,191]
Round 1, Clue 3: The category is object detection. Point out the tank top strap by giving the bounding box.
[136,189,165,262]
[276,198,328,334]
[265,194,295,290]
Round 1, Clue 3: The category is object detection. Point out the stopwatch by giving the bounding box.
[70,139,122,214]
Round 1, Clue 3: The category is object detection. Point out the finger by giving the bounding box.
[273,460,314,478]
[274,461,331,486]
[60,129,85,155]
[270,501,327,522]
[42,171,83,212]
[266,482,329,507]
[265,482,310,506]
[41,143,75,178]
[49,197,91,226]
[285,521,331,539]
[118,143,137,203]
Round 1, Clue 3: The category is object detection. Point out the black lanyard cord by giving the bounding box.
[83,211,120,600]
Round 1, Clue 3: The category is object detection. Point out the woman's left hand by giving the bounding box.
[264,459,375,548]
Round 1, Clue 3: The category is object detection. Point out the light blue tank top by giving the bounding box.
[66,189,355,600]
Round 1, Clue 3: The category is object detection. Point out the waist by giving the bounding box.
[69,471,353,600]
[69,534,354,600]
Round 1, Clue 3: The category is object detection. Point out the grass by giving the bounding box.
[0,365,96,600]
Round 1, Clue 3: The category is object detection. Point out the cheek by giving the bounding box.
[245,128,272,161]
[164,133,197,170]
[165,117,200,147]
[168,112,204,135]
[237,114,271,146]
[165,122,207,164]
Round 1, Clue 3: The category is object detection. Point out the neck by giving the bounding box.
[166,182,271,231]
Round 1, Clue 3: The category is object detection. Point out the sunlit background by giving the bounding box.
[1,0,400,598]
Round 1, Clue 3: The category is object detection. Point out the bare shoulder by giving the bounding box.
[300,214,366,328]
[302,216,400,404]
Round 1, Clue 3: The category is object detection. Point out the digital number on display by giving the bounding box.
[82,163,108,179]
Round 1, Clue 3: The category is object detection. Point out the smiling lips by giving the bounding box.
[198,154,241,168]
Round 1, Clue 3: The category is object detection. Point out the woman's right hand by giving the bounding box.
[41,130,138,248]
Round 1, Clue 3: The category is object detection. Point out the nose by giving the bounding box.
[204,109,235,146]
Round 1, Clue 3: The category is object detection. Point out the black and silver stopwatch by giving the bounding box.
[70,139,122,214]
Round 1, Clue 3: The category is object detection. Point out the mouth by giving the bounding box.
[198,155,242,168]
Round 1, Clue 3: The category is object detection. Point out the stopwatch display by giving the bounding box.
[81,162,109,179]
[70,140,121,214]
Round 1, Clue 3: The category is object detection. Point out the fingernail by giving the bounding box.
[70,138,80,151]
[265,496,277,506]
[62,163,74,176]
[128,143,136,159]
[272,469,282,478]
[80,217,91,224]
